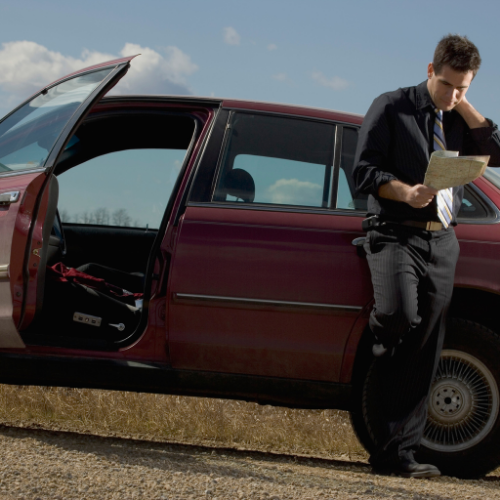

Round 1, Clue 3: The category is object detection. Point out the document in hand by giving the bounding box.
[423,150,490,190]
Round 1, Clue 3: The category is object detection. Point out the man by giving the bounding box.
[353,34,500,478]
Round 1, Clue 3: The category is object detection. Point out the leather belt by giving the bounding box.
[386,220,444,231]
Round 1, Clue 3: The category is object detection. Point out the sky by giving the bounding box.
[0,0,499,122]
[0,0,499,227]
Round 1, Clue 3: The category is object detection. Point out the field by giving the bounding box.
[0,384,366,460]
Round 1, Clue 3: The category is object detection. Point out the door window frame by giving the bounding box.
[188,109,365,216]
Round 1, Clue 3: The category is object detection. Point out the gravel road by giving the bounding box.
[0,425,499,500]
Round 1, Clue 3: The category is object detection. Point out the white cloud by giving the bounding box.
[0,41,198,104]
[267,43,278,51]
[223,27,241,46]
[272,73,287,81]
[267,178,322,206]
[115,43,197,95]
[312,71,349,91]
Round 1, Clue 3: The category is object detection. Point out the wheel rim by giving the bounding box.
[422,349,499,452]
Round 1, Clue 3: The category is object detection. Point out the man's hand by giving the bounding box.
[379,180,438,208]
[454,96,489,129]
[403,184,439,208]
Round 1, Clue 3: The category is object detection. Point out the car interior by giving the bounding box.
[20,107,198,350]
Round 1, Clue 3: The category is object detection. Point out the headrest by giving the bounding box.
[221,168,255,203]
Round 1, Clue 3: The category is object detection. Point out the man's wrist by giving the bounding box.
[378,180,410,203]
[455,99,489,129]
[390,180,410,203]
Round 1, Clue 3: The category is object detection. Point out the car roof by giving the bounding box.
[222,98,363,125]
[99,95,364,126]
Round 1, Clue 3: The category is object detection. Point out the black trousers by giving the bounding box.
[363,224,460,465]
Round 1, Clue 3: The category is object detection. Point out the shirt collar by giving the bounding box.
[415,80,435,111]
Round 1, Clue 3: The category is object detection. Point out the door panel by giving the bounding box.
[62,224,157,272]
[168,206,373,381]
[0,172,46,347]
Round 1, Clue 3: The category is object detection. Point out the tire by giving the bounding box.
[350,318,500,478]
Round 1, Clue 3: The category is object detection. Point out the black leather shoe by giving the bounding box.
[373,460,441,478]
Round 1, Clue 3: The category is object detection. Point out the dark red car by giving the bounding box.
[1,57,499,478]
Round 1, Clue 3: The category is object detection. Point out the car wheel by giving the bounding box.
[350,318,500,478]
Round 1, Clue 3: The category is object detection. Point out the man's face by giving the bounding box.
[427,63,474,111]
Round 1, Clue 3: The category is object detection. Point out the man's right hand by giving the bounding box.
[378,180,438,208]
[403,184,439,208]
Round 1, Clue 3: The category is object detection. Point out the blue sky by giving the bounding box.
[0,0,499,122]
[0,0,498,227]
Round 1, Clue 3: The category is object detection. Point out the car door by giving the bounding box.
[167,111,374,381]
[0,56,136,348]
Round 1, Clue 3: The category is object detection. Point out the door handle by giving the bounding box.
[0,264,8,280]
[0,191,20,206]
[352,237,366,247]
[352,236,367,258]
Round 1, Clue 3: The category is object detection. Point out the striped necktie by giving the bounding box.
[434,108,453,228]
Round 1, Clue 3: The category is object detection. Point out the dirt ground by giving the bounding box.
[1,425,499,500]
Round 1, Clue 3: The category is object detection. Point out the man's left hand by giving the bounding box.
[455,96,489,129]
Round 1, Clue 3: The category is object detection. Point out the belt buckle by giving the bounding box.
[425,221,442,231]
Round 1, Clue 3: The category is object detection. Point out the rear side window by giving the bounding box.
[213,113,335,208]
[457,185,492,222]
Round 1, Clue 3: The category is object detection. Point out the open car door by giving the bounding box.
[0,56,137,348]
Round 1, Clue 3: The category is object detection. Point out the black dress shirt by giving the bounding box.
[353,80,500,223]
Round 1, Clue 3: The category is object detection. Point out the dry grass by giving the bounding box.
[0,384,366,460]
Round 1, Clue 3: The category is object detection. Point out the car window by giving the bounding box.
[457,185,491,221]
[213,113,335,208]
[57,148,186,229]
[336,127,367,211]
[0,68,113,173]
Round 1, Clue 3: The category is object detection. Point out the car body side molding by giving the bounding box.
[173,292,363,315]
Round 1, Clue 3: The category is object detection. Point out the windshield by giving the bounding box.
[0,67,113,173]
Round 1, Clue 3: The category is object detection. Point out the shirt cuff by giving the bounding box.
[373,172,398,194]
[469,118,497,142]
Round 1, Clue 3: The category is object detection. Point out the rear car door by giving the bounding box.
[0,56,135,347]
[167,111,374,381]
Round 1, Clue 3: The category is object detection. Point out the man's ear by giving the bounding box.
[427,62,434,79]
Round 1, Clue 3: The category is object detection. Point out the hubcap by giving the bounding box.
[422,349,499,452]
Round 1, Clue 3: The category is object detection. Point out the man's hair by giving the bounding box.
[433,34,481,77]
